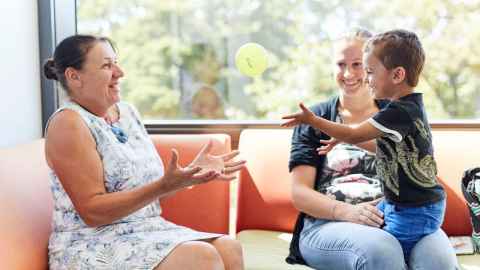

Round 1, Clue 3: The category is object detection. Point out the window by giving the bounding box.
[74,1,480,122]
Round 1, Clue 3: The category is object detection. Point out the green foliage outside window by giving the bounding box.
[77,0,480,120]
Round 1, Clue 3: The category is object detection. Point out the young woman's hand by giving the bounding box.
[317,138,340,155]
[281,102,316,127]
[336,198,384,227]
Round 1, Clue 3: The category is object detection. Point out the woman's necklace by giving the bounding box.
[105,107,128,144]
[110,123,128,143]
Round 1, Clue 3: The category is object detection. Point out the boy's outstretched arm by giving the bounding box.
[281,103,382,145]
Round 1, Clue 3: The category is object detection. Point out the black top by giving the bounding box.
[286,95,384,265]
[369,93,444,206]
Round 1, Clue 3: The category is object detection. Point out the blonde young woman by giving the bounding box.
[285,29,457,270]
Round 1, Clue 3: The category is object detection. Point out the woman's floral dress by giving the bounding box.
[48,101,221,270]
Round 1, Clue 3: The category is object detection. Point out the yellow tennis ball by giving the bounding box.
[235,43,268,77]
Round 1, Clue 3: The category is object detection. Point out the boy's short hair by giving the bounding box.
[364,29,425,87]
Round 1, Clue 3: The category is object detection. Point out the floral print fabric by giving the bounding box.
[48,101,220,270]
[317,143,382,205]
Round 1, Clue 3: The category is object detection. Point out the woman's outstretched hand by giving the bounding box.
[281,102,315,127]
[162,149,220,191]
[317,138,340,155]
[190,140,246,181]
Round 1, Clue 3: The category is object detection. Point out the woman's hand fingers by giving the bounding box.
[217,174,237,181]
[199,140,213,155]
[367,197,384,206]
[183,165,202,176]
[224,159,246,168]
[191,169,219,182]
[219,150,240,162]
[169,149,180,169]
[319,139,335,144]
[316,145,333,155]
[215,160,246,181]
[191,140,213,164]
[317,138,339,155]
[192,169,217,179]
[358,204,383,227]
[222,164,245,175]
[360,214,382,227]
[366,206,384,226]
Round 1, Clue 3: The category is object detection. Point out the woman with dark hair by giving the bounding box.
[44,35,245,270]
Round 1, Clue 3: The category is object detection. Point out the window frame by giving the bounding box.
[38,0,480,141]
[38,0,77,131]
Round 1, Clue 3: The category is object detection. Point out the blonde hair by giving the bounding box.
[335,28,373,44]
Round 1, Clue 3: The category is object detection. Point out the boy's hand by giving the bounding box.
[281,102,316,127]
[317,138,340,155]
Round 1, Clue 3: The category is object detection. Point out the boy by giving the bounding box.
[282,29,446,261]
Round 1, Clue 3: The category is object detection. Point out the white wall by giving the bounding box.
[0,1,42,148]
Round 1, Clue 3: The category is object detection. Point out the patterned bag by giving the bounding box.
[461,167,480,252]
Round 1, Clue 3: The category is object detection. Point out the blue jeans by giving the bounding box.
[299,217,458,270]
[377,199,446,260]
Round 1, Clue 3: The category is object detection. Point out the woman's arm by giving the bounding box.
[291,165,338,219]
[45,110,217,227]
[291,165,383,227]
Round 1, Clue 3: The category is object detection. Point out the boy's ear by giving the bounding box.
[391,67,406,84]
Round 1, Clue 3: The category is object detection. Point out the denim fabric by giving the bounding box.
[377,199,445,260]
[299,216,457,270]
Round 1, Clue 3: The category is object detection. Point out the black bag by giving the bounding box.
[461,167,480,252]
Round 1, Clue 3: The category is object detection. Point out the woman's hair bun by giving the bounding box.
[43,58,58,80]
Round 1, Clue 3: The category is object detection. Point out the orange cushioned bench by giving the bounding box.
[0,134,232,270]
[236,128,480,270]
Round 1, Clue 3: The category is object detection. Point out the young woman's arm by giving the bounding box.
[291,165,383,227]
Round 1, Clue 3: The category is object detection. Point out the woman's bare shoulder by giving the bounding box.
[45,109,95,164]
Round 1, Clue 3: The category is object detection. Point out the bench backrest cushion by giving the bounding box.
[0,140,52,270]
[0,133,232,270]
[236,129,298,233]
[152,134,232,234]
[236,128,479,236]
[432,129,480,235]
